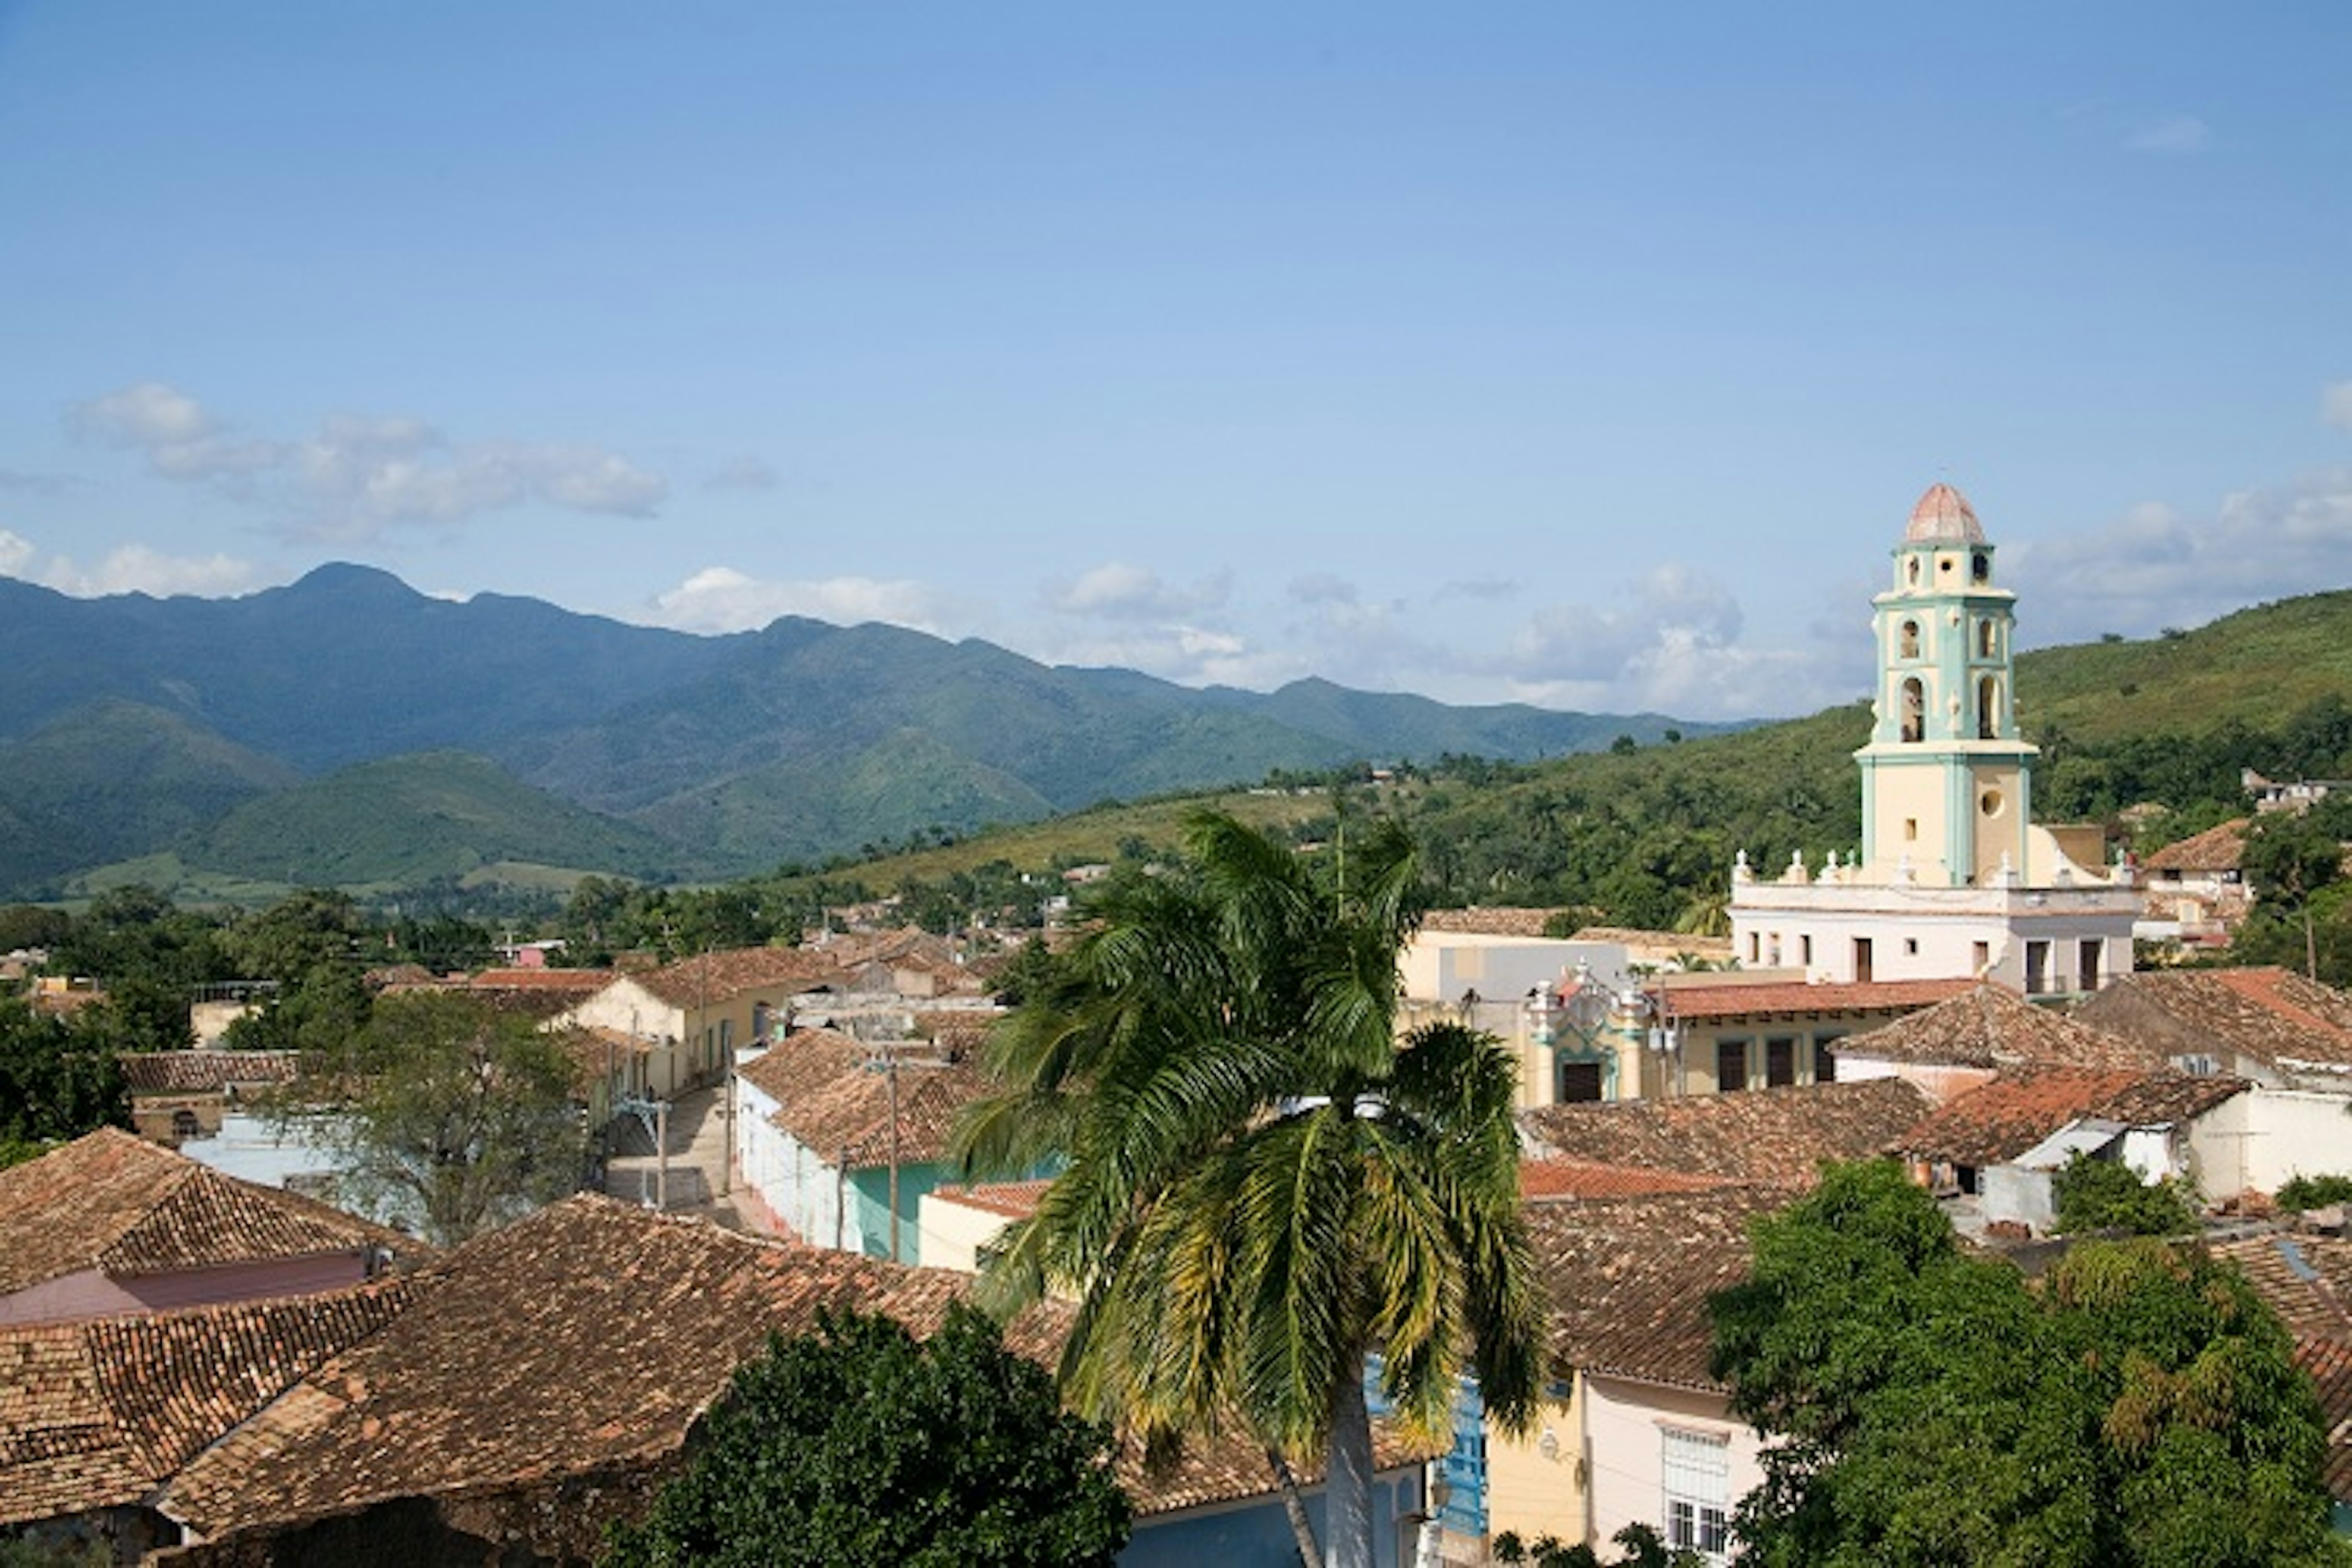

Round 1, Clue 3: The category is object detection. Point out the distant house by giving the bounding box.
[1642,975,1974,1098]
[1518,1078,1934,1189]
[556,946,848,1099]
[118,1049,300,1146]
[1485,1186,1792,1564]
[0,1281,412,1560]
[2138,818,2252,944]
[1828,981,2169,1106]
[2075,968,2352,1197]
[0,1129,416,1326]
[1890,1066,2245,1231]
[733,1025,990,1264]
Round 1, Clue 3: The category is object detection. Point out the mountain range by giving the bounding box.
[0,565,1721,900]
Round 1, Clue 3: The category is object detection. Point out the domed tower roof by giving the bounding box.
[1904,482,1986,545]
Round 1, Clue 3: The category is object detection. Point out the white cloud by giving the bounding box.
[2124,113,2211,154]
[67,382,666,541]
[4,530,258,598]
[2324,381,2352,433]
[650,567,949,633]
[72,382,216,447]
[1508,563,1744,684]
[1047,561,1230,622]
[2007,469,2352,644]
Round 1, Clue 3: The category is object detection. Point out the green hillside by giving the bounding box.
[181,751,697,891]
[2013,590,2352,743]
[0,701,299,895]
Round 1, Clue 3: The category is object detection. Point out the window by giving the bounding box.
[1899,619,1920,659]
[1558,1060,1604,1103]
[1972,551,1990,584]
[1978,675,2000,739]
[1972,940,1991,974]
[171,1108,201,1141]
[1853,937,1874,984]
[1716,1039,1749,1093]
[2077,938,2102,993]
[1764,1038,1796,1087]
[2025,940,2051,995]
[1903,937,1919,956]
[1798,933,1812,965]
[1900,677,1924,743]
[1663,1428,1731,1562]
[1812,1036,1841,1084]
[1978,617,1997,657]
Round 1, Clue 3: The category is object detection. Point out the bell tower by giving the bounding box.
[1855,483,2038,886]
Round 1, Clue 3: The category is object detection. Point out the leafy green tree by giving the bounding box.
[219,889,375,1055]
[1711,1160,2345,1567]
[603,1302,1131,1567]
[0,995,125,1146]
[955,810,1542,1568]
[48,885,228,1052]
[0,903,71,954]
[2051,1152,2199,1237]
[330,991,584,1243]
[2276,1172,2352,1212]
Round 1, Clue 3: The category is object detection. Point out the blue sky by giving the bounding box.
[2,4,2347,721]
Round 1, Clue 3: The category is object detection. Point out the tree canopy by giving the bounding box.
[603,1302,1131,1568]
[1709,1160,2346,1567]
[955,809,1542,1568]
[326,990,584,1244]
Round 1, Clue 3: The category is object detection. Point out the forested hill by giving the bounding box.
[801,590,2352,938]
[0,566,1721,900]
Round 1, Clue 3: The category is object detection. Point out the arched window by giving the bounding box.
[171,1109,201,1142]
[1905,557,1921,587]
[1977,619,1996,658]
[1901,677,1925,743]
[1899,619,1920,660]
[1971,552,1990,584]
[1977,676,2000,739]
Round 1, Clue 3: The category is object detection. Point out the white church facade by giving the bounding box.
[1729,484,2139,997]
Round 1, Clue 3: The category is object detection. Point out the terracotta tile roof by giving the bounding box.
[2076,967,2352,1072]
[0,1130,413,1298]
[2208,1232,2352,1343]
[630,946,853,1009]
[0,1281,412,1526]
[1420,908,1558,937]
[154,1196,1384,1548]
[933,1179,1052,1221]
[2141,819,2249,873]
[119,1050,301,1095]
[468,967,613,992]
[742,1028,992,1167]
[1653,976,1974,1022]
[1525,1187,1792,1391]
[2294,1336,2352,1504]
[156,1196,967,1553]
[1893,1068,2245,1168]
[1518,1080,1935,1186]
[1520,1159,1744,1201]
[1839,983,2169,1071]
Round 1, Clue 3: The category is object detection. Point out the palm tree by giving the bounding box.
[955,810,1542,1568]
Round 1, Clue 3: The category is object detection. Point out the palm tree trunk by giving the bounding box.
[1325,1360,1376,1568]
[1264,1446,1321,1567]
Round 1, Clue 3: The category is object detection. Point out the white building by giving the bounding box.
[1730,484,2138,998]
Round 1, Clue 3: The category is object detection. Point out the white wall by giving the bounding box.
[1581,1375,1764,1562]
[2187,1087,2352,1198]
[734,1074,845,1250]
